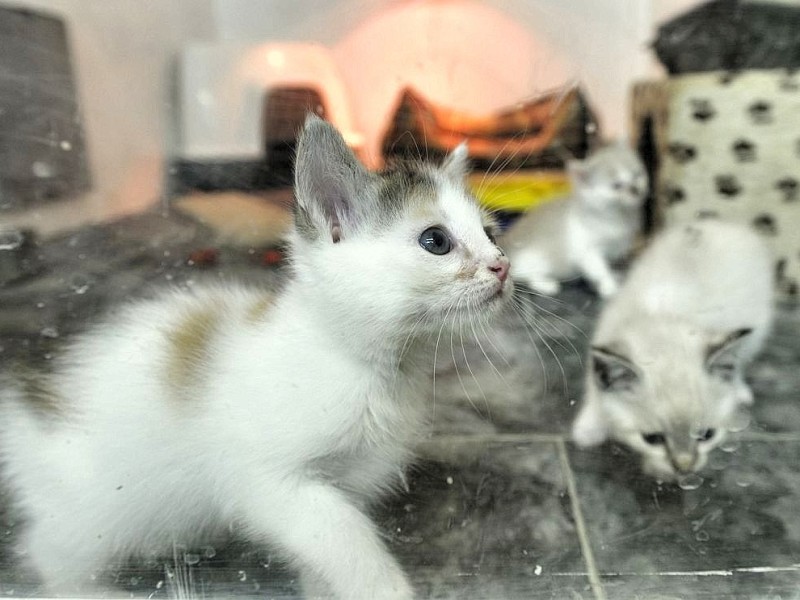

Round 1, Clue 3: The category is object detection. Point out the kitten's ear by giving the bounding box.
[441,142,469,181]
[591,346,639,392]
[572,399,609,446]
[705,328,753,373]
[294,114,372,242]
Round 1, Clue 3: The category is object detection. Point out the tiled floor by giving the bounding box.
[1,210,799,599]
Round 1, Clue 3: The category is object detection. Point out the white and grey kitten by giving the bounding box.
[572,220,774,480]
[499,142,647,297]
[0,116,512,599]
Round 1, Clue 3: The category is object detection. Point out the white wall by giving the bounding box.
[4,0,699,234]
[212,0,654,161]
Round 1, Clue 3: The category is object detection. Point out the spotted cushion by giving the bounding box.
[632,69,800,297]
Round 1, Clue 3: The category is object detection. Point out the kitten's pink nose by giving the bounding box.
[489,258,509,283]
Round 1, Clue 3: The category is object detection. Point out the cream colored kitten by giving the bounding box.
[573,220,774,480]
[500,142,647,297]
[0,116,511,599]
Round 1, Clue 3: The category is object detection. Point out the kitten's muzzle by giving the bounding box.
[488,258,509,283]
[670,452,697,474]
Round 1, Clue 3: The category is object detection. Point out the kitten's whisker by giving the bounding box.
[515,299,585,366]
[510,294,575,397]
[475,129,530,198]
[448,300,479,416]
[431,302,457,425]
[458,307,491,420]
[468,310,512,392]
[474,311,513,368]
[512,287,589,340]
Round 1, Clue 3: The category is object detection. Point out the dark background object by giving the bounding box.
[0,6,91,209]
[381,86,598,171]
[653,0,800,74]
[169,86,327,195]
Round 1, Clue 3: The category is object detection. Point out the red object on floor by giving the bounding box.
[187,247,219,267]
[261,248,283,266]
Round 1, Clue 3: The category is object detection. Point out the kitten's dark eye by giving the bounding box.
[696,428,716,442]
[642,433,666,446]
[484,227,497,245]
[419,226,452,255]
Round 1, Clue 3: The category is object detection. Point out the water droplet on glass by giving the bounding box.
[238,570,247,582]
[695,530,710,542]
[69,275,93,295]
[156,580,164,589]
[534,564,543,576]
[446,476,454,485]
[720,439,740,453]
[709,452,729,470]
[728,412,751,433]
[40,327,59,339]
[678,473,704,490]
[203,546,216,558]
[183,552,200,565]
[31,161,54,178]
[129,576,140,586]
[735,475,753,488]
[36,302,45,309]
[60,140,72,151]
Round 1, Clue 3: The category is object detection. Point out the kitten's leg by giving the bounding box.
[510,251,561,296]
[241,478,412,600]
[577,251,618,298]
[735,374,754,405]
[572,394,609,447]
[21,518,111,595]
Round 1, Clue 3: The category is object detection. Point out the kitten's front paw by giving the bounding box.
[596,277,618,298]
[735,382,754,406]
[572,404,608,447]
[531,278,561,296]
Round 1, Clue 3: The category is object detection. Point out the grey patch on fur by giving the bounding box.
[12,367,64,418]
[293,116,450,242]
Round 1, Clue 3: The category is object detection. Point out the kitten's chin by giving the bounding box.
[484,278,514,308]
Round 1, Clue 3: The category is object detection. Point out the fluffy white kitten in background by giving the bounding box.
[499,142,647,297]
[0,116,512,599]
[572,220,774,480]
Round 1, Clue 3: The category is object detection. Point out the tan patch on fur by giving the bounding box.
[245,294,275,324]
[167,306,220,392]
[456,263,478,280]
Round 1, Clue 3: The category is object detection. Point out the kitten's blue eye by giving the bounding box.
[696,428,715,442]
[642,433,666,446]
[419,227,452,255]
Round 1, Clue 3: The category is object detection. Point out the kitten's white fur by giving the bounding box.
[499,142,647,297]
[573,220,774,479]
[0,119,510,598]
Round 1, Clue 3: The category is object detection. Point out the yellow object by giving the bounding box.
[468,171,571,212]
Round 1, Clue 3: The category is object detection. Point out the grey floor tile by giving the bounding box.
[601,570,800,600]
[430,284,598,437]
[568,440,800,594]
[384,439,593,599]
[749,304,800,434]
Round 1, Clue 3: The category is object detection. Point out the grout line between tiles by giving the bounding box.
[737,430,800,442]
[426,432,566,445]
[557,439,607,600]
